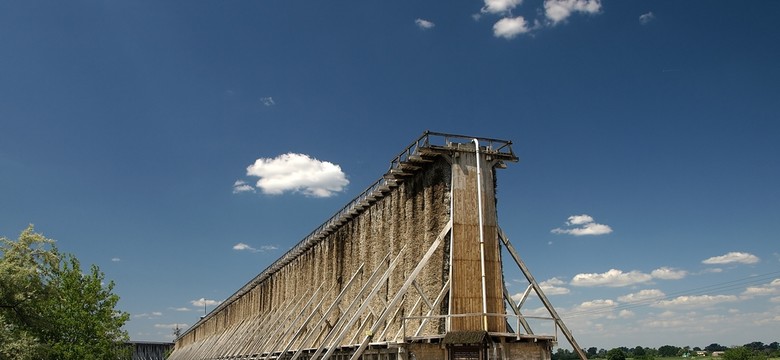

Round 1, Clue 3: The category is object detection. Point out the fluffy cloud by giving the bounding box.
[651,267,688,280]
[493,16,531,39]
[618,289,665,303]
[245,153,349,197]
[702,252,760,265]
[551,214,612,236]
[171,307,192,312]
[544,0,601,24]
[639,11,655,25]
[618,309,635,318]
[190,298,222,307]
[571,269,652,287]
[415,18,435,29]
[111,257,121,262]
[540,277,571,295]
[482,0,523,14]
[653,294,739,309]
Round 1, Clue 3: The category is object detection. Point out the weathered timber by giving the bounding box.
[171,132,585,360]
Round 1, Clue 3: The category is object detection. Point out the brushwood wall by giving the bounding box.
[175,156,453,353]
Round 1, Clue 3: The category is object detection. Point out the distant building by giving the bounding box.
[696,351,708,356]
[712,351,726,357]
[127,341,174,360]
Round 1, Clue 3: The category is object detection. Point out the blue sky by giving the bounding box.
[1,0,778,350]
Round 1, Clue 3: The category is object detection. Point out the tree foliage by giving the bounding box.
[0,226,130,360]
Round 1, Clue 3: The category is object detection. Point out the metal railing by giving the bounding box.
[400,313,558,342]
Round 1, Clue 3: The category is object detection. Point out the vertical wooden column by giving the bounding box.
[450,147,506,333]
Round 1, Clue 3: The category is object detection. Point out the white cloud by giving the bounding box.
[544,0,602,24]
[232,180,255,194]
[245,153,349,197]
[741,279,780,298]
[493,16,531,39]
[260,97,275,106]
[482,0,523,14]
[618,309,635,318]
[233,242,276,253]
[415,18,435,29]
[571,269,652,287]
[134,312,163,319]
[770,296,780,303]
[702,252,760,265]
[111,257,121,262]
[653,295,739,309]
[618,289,665,303]
[651,267,688,280]
[639,11,655,25]
[567,299,618,316]
[190,298,222,307]
[171,307,192,312]
[233,242,257,252]
[540,277,571,295]
[551,214,612,236]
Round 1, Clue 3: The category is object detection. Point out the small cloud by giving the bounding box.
[539,277,571,295]
[233,242,277,253]
[544,0,602,25]
[415,18,435,29]
[618,289,665,303]
[639,11,655,25]
[571,269,652,287]
[702,252,760,265]
[653,294,739,309]
[233,242,258,252]
[232,180,256,194]
[770,296,780,303]
[171,307,192,312]
[134,312,163,319]
[493,16,531,39]
[619,309,635,318]
[651,267,687,280]
[551,214,612,236]
[482,0,523,14]
[190,298,222,307]
[741,279,780,298]
[245,153,349,197]
[111,257,121,262]
[260,97,275,106]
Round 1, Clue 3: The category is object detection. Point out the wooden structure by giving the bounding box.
[126,341,173,360]
[170,131,587,360]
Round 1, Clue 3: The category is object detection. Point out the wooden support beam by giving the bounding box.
[499,227,588,360]
[348,221,452,360]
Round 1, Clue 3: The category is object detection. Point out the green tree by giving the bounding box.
[723,347,764,360]
[607,348,626,360]
[0,226,130,360]
[657,345,680,357]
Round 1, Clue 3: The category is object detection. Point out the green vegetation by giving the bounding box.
[553,342,780,360]
[0,226,130,360]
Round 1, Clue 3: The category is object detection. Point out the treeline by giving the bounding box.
[553,342,780,360]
